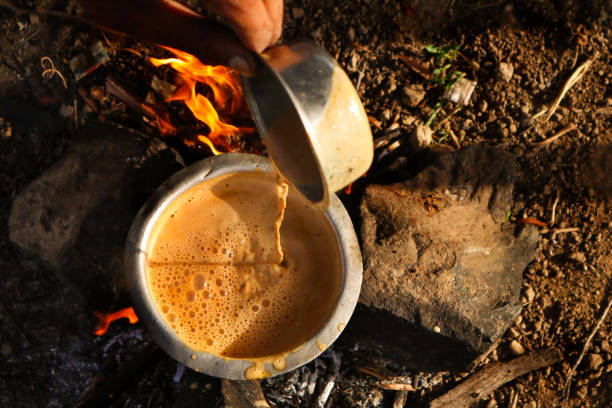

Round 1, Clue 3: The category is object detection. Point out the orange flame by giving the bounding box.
[93,307,139,336]
[344,172,368,195]
[150,47,251,153]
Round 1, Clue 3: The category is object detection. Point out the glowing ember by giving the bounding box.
[150,47,251,153]
[93,307,139,336]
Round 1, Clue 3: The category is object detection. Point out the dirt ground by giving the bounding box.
[0,0,610,407]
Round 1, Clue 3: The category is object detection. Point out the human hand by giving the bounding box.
[201,0,283,53]
[79,0,283,75]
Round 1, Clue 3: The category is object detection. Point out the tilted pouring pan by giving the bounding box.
[242,41,374,209]
[125,153,363,379]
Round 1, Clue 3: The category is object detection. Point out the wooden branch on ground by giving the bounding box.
[221,380,270,408]
[429,347,562,408]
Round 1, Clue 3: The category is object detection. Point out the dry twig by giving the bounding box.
[544,56,595,121]
[41,56,68,89]
[563,297,612,407]
[551,227,580,235]
[529,124,577,151]
[444,121,461,149]
[430,348,561,408]
[356,60,368,91]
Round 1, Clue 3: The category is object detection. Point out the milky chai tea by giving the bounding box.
[145,171,342,362]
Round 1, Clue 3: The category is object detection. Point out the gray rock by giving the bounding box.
[9,123,184,301]
[496,62,514,82]
[356,145,539,369]
[402,84,426,107]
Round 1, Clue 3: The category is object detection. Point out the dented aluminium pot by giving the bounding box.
[125,153,362,379]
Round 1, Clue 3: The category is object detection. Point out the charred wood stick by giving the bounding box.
[105,76,176,134]
[429,347,562,408]
[105,76,153,120]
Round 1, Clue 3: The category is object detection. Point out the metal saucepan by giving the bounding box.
[125,153,363,379]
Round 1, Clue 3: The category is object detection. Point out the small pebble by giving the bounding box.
[524,286,535,303]
[495,62,514,82]
[586,353,604,370]
[485,398,497,408]
[479,100,488,113]
[508,327,520,338]
[509,340,525,355]
[600,340,610,353]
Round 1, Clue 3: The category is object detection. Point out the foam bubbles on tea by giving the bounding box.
[146,172,342,359]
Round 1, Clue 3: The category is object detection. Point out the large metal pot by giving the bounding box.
[125,153,362,379]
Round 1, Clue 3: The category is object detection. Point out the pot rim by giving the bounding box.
[125,153,362,379]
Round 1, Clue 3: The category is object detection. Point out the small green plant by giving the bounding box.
[424,43,462,64]
[425,43,465,90]
[505,210,512,222]
[423,43,466,129]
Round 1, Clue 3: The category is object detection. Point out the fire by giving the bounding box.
[344,172,368,195]
[150,47,251,154]
[93,307,139,336]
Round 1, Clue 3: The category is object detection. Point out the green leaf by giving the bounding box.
[424,45,441,54]
[444,71,465,90]
[425,101,445,127]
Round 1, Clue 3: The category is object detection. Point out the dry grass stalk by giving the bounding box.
[529,124,577,151]
[40,56,68,89]
[540,227,580,235]
[434,106,462,131]
[531,107,549,120]
[378,382,415,391]
[563,297,612,407]
[444,121,461,149]
[356,60,368,91]
[544,57,595,121]
[550,190,560,226]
